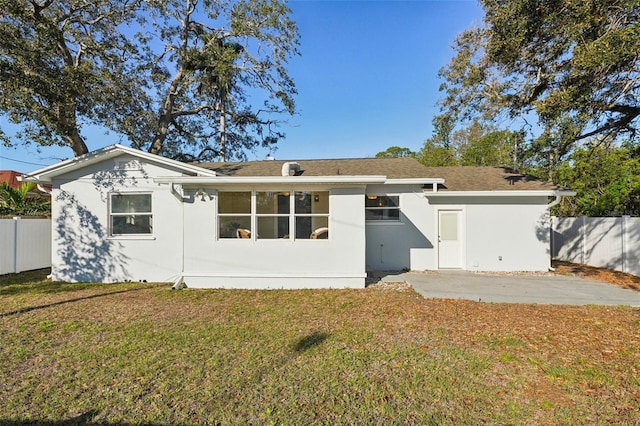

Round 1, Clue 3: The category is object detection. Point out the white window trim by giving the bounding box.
[108,192,154,238]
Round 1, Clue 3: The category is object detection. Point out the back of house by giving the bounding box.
[21,145,573,288]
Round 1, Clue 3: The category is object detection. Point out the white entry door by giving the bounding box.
[438,210,463,269]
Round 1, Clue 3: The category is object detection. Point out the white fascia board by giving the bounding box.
[424,190,576,197]
[19,144,216,183]
[154,175,388,185]
[385,178,445,185]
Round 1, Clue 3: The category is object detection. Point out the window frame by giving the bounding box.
[217,191,253,239]
[216,190,330,241]
[365,195,401,222]
[255,191,291,240]
[108,192,154,238]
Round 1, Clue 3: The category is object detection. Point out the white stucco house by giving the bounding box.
[21,144,574,289]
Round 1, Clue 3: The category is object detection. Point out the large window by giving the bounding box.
[110,193,153,236]
[218,191,329,240]
[365,195,400,221]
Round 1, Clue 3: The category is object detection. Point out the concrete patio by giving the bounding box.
[380,270,640,306]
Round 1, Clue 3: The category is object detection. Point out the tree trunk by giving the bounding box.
[149,70,184,156]
[149,113,171,155]
[67,130,89,157]
[219,104,226,162]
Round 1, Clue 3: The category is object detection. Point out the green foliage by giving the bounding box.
[417,119,520,167]
[0,182,50,217]
[437,0,640,172]
[453,122,519,167]
[375,146,415,158]
[416,139,457,167]
[554,145,640,216]
[0,0,300,161]
[416,115,457,166]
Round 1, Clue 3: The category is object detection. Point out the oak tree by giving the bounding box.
[437,0,640,172]
[0,0,299,161]
[0,0,146,157]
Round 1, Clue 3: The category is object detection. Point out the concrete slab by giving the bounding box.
[381,271,640,306]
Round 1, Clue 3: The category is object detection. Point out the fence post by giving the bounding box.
[581,216,587,265]
[622,215,629,274]
[12,216,19,274]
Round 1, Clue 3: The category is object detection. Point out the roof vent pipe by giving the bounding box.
[282,162,300,176]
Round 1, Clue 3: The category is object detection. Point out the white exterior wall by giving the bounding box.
[463,198,551,271]
[365,185,437,271]
[425,196,551,271]
[50,154,184,283]
[182,186,367,288]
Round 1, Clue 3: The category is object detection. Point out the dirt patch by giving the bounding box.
[553,261,640,292]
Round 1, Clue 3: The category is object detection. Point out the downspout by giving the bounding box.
[36,184,54,278]
[546,194,562,209]
[546,193,562,272]
[172,185,186,290]
[37,184,52,194]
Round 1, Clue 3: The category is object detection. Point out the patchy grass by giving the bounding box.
[0,271,639,424]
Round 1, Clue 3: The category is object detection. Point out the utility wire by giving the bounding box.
[0,155,49,167]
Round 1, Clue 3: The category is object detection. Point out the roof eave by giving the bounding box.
[154,175,388,185]
[384,178,445,185]
[424,190,576,197]
[19,144,216,184]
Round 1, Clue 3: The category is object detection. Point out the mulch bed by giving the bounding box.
[553,260,640,292]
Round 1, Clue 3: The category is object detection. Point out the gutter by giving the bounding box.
[424,190,576,198]
[154,175,388,185]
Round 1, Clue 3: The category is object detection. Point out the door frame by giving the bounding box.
[436,208,465,269]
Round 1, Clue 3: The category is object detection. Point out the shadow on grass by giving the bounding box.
[0,268,51,285]
[0,410,159,425]
[0,286,157,318]
[221,330,330,405]
[0,269,127,297]
[292,331,329,352]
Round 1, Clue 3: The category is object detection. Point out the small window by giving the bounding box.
[110,193,153,235]
[365,195,400,221]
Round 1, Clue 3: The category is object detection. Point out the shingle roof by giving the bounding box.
[422,166,560,191]
[197,158,562,191]
[198,157,433,180]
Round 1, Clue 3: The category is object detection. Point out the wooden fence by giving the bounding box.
[551,216,640,277]
[0,217,51,275]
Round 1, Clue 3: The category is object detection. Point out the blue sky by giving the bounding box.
[0,0,484,171]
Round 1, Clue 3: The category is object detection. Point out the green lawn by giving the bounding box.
[1,270,639,425]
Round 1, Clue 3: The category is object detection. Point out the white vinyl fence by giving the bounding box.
[551,216,640,277]
[0,217,51,275]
